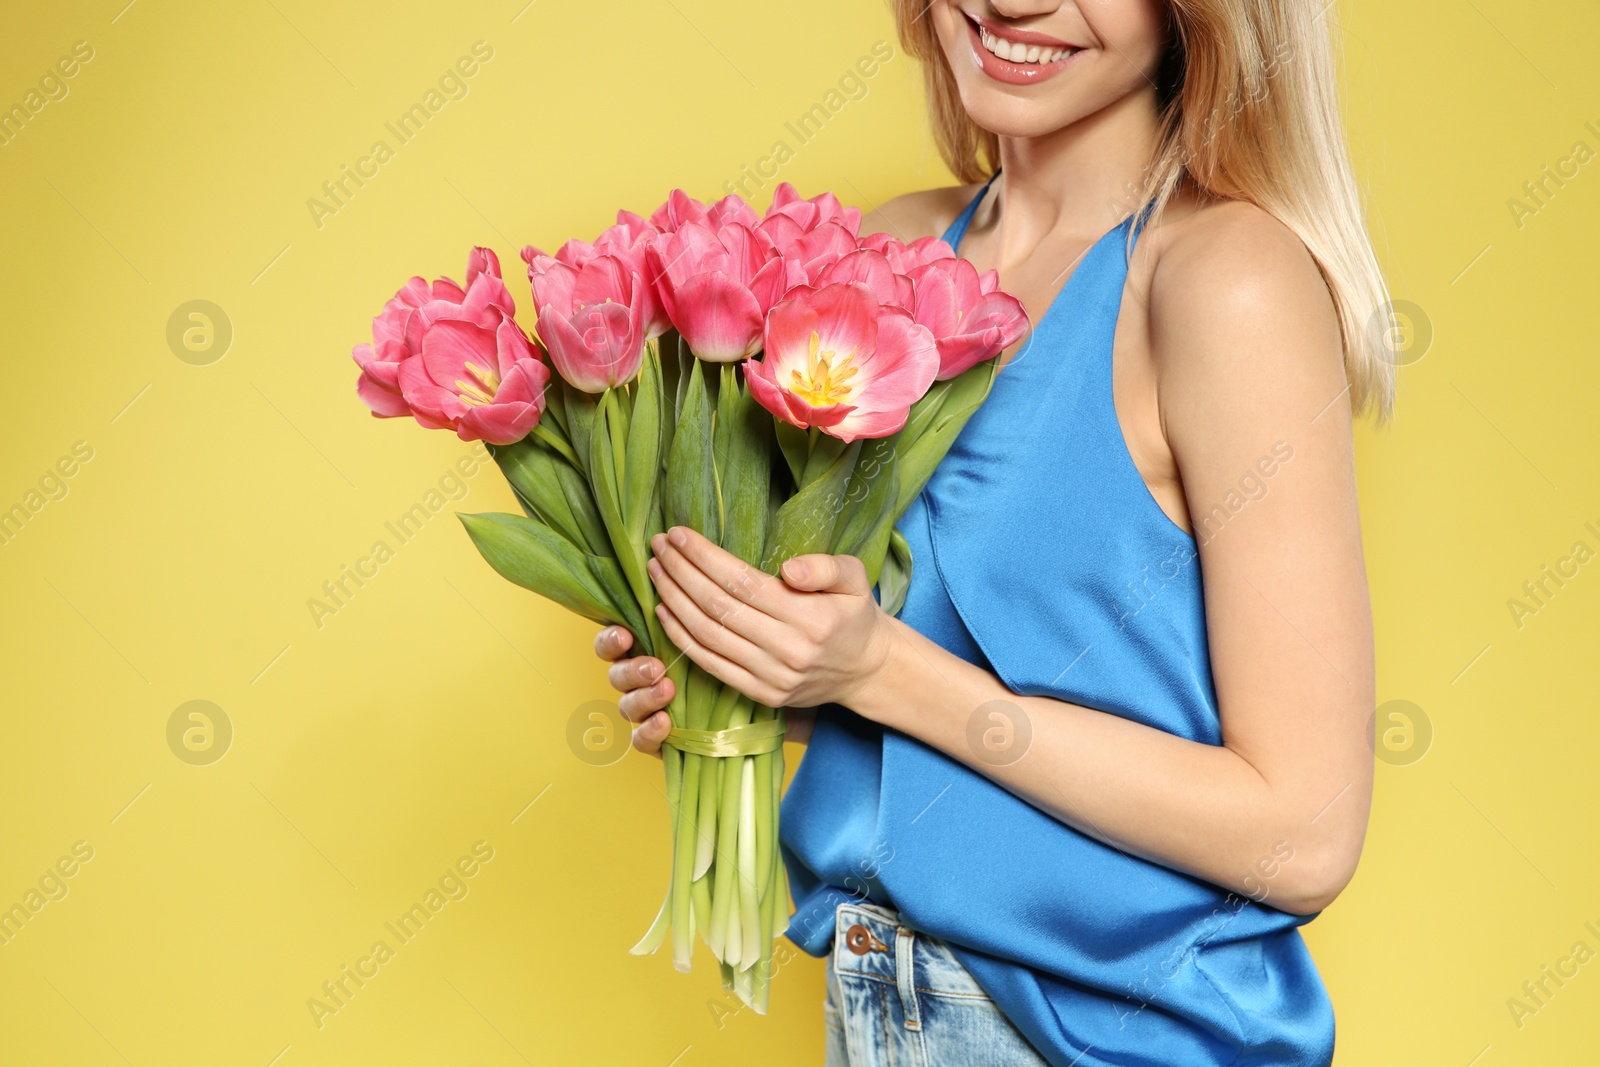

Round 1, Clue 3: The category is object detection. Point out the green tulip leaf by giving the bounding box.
[663,358,719,543]
[488,438,608,557]
[832,442,899,584]
[625,344,664,545]
[876,528,912,618]
[564,384,599,475]
[761,438,861,573]
[715,366,774,567]
[773,421,808,488]
[457,511,645,640]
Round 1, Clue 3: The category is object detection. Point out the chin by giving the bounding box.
[955,89,1094,141]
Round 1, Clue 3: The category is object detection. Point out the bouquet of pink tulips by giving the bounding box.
[349,183,1028,1011]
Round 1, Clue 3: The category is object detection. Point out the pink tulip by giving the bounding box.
[648,221,800,362]
[598,209,656,255]
[859,232,957,276]
[353,247,517,418]
[816,249,913,311]
[744,282,939,443]
[781,222,860,286]
[528,255,649,392]
[762,183,862,239]
[648,189,760,234]
[524,210,670,339]
[757,184,865,285]
[396,316,550,445]
[907,258,1031,379]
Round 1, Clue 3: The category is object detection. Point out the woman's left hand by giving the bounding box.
[646,525,892,710]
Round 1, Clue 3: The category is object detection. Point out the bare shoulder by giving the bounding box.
[1149,198,1335,328]
[859,183,984,243]
[1144,197,1344,395]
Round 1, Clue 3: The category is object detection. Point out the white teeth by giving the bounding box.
[977,26,1076,65]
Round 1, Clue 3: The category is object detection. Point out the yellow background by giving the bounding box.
[1,0,1595,1063]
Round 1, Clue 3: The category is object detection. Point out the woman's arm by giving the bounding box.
[863,203,1377,916]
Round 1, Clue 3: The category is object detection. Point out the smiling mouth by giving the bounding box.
[974,20,1081,65]
[960,11,1084,84]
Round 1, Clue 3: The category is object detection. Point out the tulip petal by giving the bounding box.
[570,255,633,308]
[356,369,412,418]
[904,236,956,271]
[650,189,710,232]
[673,272,764,361]
[538,301,642,392]
[707,193,759,230]
[467,246,501,287]
[818,250,899,307]
[827,405,915,442]
[399,350,472,426]
[528,260,578,318]
[849,312,939,407]
[418,319,502,400]
[807,282,879,358]
[744,355,855,431]
[457,359,551,445]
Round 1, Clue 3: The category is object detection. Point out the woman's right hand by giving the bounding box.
[594,625,818,757]
[595,625,676,757]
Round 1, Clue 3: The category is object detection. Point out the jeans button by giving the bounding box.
[845,923,872,955]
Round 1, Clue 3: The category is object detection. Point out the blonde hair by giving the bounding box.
[893,0,1395,420]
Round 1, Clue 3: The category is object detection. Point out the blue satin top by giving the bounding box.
[779,177,1336,1066]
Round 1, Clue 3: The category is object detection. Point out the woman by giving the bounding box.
[597,1,1389,1063]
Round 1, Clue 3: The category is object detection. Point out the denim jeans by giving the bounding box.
[822,900,1052,1066]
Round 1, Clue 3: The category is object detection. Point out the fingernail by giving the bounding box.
[668,527,687,547]
[783,559,807,581]
[643,660,660,681]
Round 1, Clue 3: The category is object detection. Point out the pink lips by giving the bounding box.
[963,12,1083,86]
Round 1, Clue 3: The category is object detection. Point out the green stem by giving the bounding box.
[758,714,786,1010]
[752,705,776,899]
[705,695,755,960]
[629,742,682,956]
[669,750,701,972]
[671,664,721,968]
[691,870,712,941]
[738,755,761,970]
[693,685,744,880]
[529,421,581,468]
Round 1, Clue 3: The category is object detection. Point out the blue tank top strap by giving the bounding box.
[1126,195,1158,256]
[941,170,1000,252]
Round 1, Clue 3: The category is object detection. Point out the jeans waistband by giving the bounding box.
[833,900,925,1030]
[831,900,996,1024]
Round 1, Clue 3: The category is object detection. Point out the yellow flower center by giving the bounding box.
[454,360,500,407]
[788,331,858,407]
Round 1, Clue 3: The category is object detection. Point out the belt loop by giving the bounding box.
[895,924,922,1031]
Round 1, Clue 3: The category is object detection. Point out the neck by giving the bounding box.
[986,87,1164,264]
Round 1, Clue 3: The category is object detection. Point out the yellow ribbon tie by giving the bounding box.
[662,718,786,758]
